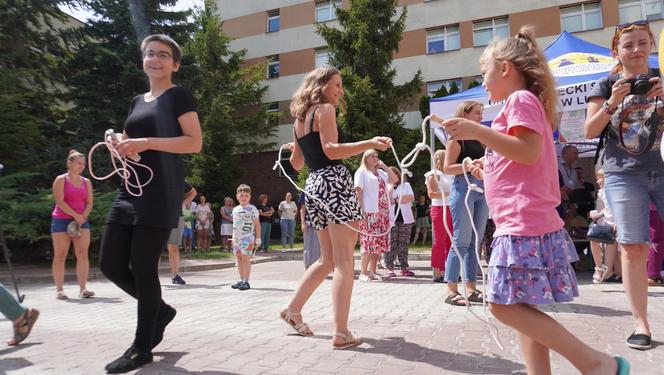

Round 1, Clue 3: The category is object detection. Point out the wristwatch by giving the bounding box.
[602,100,616,115]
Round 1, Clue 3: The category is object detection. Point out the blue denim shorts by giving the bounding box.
[51,218,90,233]
[604,171,664,244]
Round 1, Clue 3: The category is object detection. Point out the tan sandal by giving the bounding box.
[79,289,95,298]
[332,330,361,350]
[279,307,313,337]
[7,308,39,346]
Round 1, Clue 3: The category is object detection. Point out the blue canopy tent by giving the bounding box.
[429,31,658,151]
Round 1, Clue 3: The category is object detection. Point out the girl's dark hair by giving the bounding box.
[141,34,182,63]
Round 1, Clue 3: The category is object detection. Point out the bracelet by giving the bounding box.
[602,101,616,115]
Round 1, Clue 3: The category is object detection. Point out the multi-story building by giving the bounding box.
[218,0,664,198]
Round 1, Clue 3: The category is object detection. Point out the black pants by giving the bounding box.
[100,223,171,352]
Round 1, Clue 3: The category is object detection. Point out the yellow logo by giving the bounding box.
[548,52,615,77]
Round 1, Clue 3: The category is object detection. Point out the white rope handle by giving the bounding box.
[87,129,154,197]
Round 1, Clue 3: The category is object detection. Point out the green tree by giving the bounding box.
[316,0,423,168]
[186,0,277,203]
[419,84,449,118]
[448,81,459,95]
[467,79,481,89]
[63,0,195,160]
[0,1,71,175]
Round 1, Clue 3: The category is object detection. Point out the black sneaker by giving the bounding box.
[152,304,176,349]
[231,280,243,289]
[172,275,186,285]
[238,281,251,291]
[105,346,153,373]
[626,332,652,350]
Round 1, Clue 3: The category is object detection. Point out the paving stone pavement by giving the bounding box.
[1,260,663,374]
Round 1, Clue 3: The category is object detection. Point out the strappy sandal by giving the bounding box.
[55,290,68,300]
[7,308,39,346]
[467,290,484,303]
[332,330,361,350]
[444,292,467,306]
[593,265,608,284]
[279,307,313,336]
[79,289,95,298]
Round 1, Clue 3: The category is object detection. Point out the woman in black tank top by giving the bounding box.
[279,66,391,349]
[435,101,490,307]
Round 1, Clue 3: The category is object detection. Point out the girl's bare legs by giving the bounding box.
[283,227,335,323]
[167,244,180,278]
[360,253,369,276]
[604,243,620,277]
[328,221,359,343]
[72,229,91,291]
[421,228,428,244]
[589,241,604,269]
[370,254,380,276]
[621,243,650,336]
[51,233,72,293]
[490,303,617,374]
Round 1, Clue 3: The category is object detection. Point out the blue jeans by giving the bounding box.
[0,283,26,321]
[604,171,664,244]
[260,222,272,250]
[280,219,295,249]
[445,175,489,283]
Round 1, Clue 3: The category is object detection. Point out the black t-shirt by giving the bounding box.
[415,202,429,218]
[107,86,196,229]
[588,70,664,173]
[257,203,274,223]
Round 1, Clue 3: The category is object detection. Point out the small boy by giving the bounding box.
[230,184,261,291]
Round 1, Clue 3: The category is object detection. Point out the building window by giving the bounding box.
[266,102,280,125]
[473,17,509,47]
[267,9,280,33]
[426,25,460,54]
[619,0,664,23]
[316,0,342,23]
[315,48,331,67]
[427,79,463,96]
[267,55,280,79]
[561,2,602,32]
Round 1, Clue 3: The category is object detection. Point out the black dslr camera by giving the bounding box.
[626,74,653,96]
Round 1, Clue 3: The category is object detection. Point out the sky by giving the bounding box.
[59,0,204,23]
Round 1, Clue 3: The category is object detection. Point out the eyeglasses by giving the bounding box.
[615,20,649,31]
[143,51,173,60]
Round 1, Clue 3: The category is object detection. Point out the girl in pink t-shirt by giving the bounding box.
[442,26,628,374]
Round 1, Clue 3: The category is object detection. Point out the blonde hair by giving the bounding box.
[480,25,558,129]
[289,66,341,119]
[358,149,378,171]
[433,149,445,172]
[67,149,84,163]
[453,101,483,118]
[236,184,251,194]
[596,168,605,179]
[611,24,655,74]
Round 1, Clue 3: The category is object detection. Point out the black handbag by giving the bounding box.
[587,221,615,244]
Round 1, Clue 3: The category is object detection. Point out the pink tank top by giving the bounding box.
[52,176,88,219]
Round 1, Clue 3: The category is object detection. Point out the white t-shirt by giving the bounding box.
[354,168,389,213]
[424,170,453,207]
[232,204,259,240]
[389,182,415,225]
[279,201,298,220]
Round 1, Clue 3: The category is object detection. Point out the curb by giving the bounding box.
[0,252,433,285]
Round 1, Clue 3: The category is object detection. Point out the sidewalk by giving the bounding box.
[0,249,434,285]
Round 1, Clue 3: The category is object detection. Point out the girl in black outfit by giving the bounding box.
[100,34,202,373]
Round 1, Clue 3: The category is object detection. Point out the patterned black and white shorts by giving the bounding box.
[304,164,363,231]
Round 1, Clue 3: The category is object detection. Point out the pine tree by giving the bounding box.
[186,0,276,203]
[316,0,423,166]
[467,79,481,89]
[63,0,195,157]
[0,1,71,174]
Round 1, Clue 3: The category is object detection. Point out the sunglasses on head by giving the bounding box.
[616,20,649,31]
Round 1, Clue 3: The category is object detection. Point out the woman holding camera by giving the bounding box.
[584,20,664,350]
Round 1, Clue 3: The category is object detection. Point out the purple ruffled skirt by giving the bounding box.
[486,229,579,305]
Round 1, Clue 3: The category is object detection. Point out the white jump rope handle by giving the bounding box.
[88,129,154,197]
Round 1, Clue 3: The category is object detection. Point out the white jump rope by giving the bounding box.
[88,129,153,197]
[273,115,503,349]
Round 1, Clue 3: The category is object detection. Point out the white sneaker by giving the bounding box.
[369,274,383,282]
[359,274,371,282]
